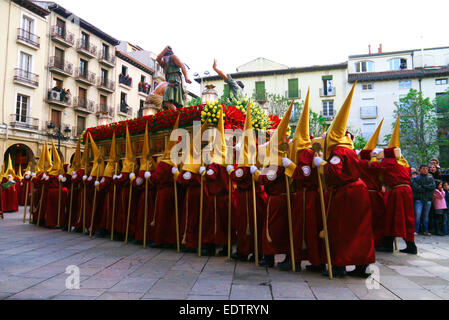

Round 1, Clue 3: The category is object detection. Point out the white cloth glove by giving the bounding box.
[31,172,36,177]
[61,177,67,183]
[45,175,49,181]
[25,174,30,179]
[82,175,87,181]
[199,166,206,175]
[113,175,118,180]
[314,157,324,168]
[42,173,47,180]
[235,168,244,178]
[206,169,214,176]
[250,166,258,175]
[136,177,144,186]
[171,167,178,175]
[20,182,23,186]
[234,142,241,152]
[129,173,136,180]
[94,181,100,187]
[183,171,192,180]
[144,171,151,180]
[9,179,16,184]
[226,165,234,173]
[100,177,105,184]
[118,174,123,179]
[87,176,93,181]
[282,158,292,168]
[58,175,63,180]
[26,171,31,175]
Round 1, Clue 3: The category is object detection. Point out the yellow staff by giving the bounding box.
[125,163,135,244]
[110,163,118,241]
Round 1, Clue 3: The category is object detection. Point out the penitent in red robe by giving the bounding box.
[231,166,266,257]
[113,172,141,236]
[133,170,156,242]
[18,176,33,206]
[43,175,69,228]
[32,174,47,224]
[99,176,118,233]
[203,163,231,246]
[369,155,414,242]
[257,166,291,256]
[150,161,177,245]
[1,177,18,212]
[359,158,387,247]
[289,149,325,266]
[73,170,93,231]
[323,146,375,267]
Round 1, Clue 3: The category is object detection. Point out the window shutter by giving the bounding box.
[322,76,333,81]
[288,79,298,98]
[255,81,266,100]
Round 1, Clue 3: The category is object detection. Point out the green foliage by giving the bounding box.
[433,88,449,167]
[383,89,438,167]
[186,97,202,107]
[353,135,368,151]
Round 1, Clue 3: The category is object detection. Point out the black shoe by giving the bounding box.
[217,246,229,257]
[375,246,393,253]
[277,260,301,272]
[306,264,326,273]
[347,265,371,279]
[259,255,274,268]
[181,248,197,253]
[248,254,263,263]
[400,242,417,255]
[322,266,346,278]
[231,252,248,261]
[149,242,162,248]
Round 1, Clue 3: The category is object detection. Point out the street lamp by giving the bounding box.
[194,71,210,103]
[47,122,71,153]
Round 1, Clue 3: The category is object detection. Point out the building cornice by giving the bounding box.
[116,50,155,75]
[348,67,449,83]
[12,0,50,18]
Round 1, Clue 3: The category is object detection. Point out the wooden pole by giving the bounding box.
[67,182,74,232]
[198,173,204,257]
[110,163,118,241]
[89,173,100,237]
[174,173,180,253]
[82,181,86,234]
[23,180,29,223]
[312,143,333,279]
[285,174,296,272]
[143,176,149,248]
[124,164,135,244]
[394,238,398,251]
[29,182,34,223]
[36,183,45,227]
[251,179,259,266]
[227,175,232,259]
[57,179,62,228]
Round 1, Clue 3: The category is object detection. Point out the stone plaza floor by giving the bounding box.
[1,207,449,300]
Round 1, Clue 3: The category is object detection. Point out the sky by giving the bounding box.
[53,0,449,95]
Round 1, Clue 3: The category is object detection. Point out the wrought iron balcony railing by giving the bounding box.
[320,87,336,97]
[76,39,97,58]
[10,114,39,130]
[50,26,74,46]
[17,28,40,48]
[49,56,73,76]
[98,77,115,92]
[73,97,95,113]
[75,68,96,85]
[14,68,39,87]
[98,50,116,66]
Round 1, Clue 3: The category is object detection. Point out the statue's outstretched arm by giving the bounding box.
[213,59,228,81]
[172,55,192,84]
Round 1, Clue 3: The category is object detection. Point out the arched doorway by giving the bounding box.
[4,144,35,174]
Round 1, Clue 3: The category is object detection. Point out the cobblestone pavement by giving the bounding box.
[1,208,449,300]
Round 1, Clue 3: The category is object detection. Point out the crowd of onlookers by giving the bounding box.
[48,86,71,103]
[411,159,449,236]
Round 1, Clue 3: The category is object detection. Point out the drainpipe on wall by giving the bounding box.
[1,0,12,166]
[419,78,422,92]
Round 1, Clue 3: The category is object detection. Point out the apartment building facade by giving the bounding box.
[199,48,449,146]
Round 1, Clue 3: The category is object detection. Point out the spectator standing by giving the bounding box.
[444,182,449,235]
[411,165,436,236]
[430,164,442,180]
[433,180,447,236]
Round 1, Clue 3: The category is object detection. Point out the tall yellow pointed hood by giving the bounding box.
[162,115,181,167]
[48,140,62,176]
[5,154,16,178]
[103,131,118,178]
[89,133,104,177]
[324,83,356,159]
[121,125,135,173]
[263,101,294,167]
[211,108,227,166]
[16,164,23,180]
[69,139,82,174]
[36,143,46,175]
[388,114,409,167]
[43,142,52,173]
[364,119,384,151]
[290,89,312,163]
[182,120,208,173]
[238,102,257,168]
[24,162,31,174]
[81,135,90,173]
[0,163,5,180]
[140,122,157,172]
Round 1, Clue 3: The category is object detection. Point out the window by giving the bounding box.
[19,52,32,72]
[141,75,146,83]
[16,94,29,122]
[389,58,407,71]
[255,81,266,101]
[52,78,63,89]
[322,76,334,96]
[78,87,87,104]
[322,100,334,118]
[399,80,411,89]
[80,59,88,76]
[101,69,108,82]
[362,123,376,140]
[355,61,374,73]
[122,65,128,76]
[51,109,61,127]
[360,98,377,118]
[81,32,89,48]
[362,83,374,91]
[102,43,109,59]
[54,47,64,67]
[120,92,128,112]
[436,78,448,85]
[76,116,85,136]
[288,78,299,98]
[56,18,65,36]
[21,15,34,39]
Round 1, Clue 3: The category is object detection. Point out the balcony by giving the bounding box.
[320,87,336,97]
[47,89,72,108]
[97,77,115,93]
[138,82,151,96]
[71,126,85,138]
[118,74,133,89]
[285,89,301,100]
[118,103,132,117]
[49,56,73,77]
[98,50,116,67]
[75,68,96,86]
[360,106,378,119]
[320,111,335,121]
[73,97,95,114]
[45,121,72,140]
[17,28,40,49]
[13,68,39,88]
[96,104,114,118]
[50,26,74,47]
[255,92,267,102]
[76,39,97,59]
[9,114,39,131]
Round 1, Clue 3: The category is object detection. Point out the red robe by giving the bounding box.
[58,174,71,228]
[43,175,69,228]
[231,167,266,257]
[177,172,203,248]
[133,171,156,242]
[323,146,375,267]
[1,177,18,212]
[32,174,47,224]
[257,166,291,255]
[99,176,118,233]
[359,159,387,247]
[149,161,177,245]
[85,176,107,234]
[113,172,133,235]
[369,158,414,242]
[203,163,231,246]
[67,171,82,229]
[290,149,325,266]
[73,170,93,231]
[18,176,32,207]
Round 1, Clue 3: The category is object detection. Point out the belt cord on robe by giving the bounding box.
[302,188,307,250]
[89,168,101,237]
[125,163,135,244]
[110,163,118,241]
